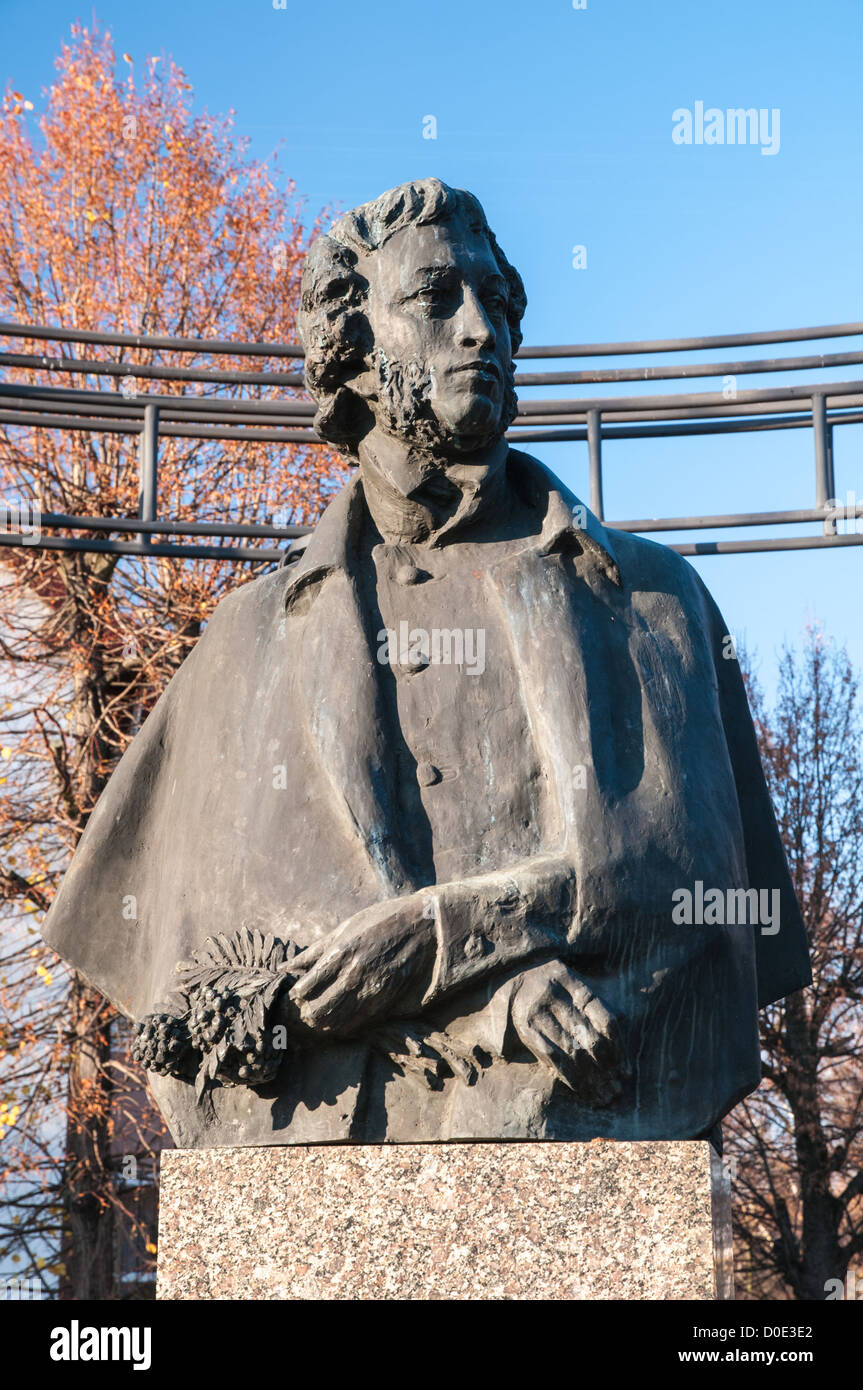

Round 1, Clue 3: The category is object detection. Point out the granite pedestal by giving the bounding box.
[157,1139,733,1300]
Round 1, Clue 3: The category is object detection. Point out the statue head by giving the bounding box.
[298,178,527,463]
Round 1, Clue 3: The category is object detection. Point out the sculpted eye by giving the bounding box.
[482,291,507,316]
[412,284,452,313]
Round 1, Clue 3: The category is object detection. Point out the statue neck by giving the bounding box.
[357,432,510,547]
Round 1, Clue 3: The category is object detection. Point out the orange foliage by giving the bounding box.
[0,22,344,1295]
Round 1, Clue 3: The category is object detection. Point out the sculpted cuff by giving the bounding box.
[420,854,577,1004]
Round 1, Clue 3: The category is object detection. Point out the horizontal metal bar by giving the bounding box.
[611,505,863,533]
[515,379,863,416]
[0,351,304,388]
[0,532,283,562]
[0,409,320,444]
[7,392,860,437]
[8,346,863,390]
[548,396,863,427]
[5,318,862,361]
[0,385,827,430]
[5,380,863,428]
[672,533,863,555]
[5,504,856,544]
[3,408,860,449]
[34,507,857,540]
[31,511,311,540]
[1,528,860,562]
[0,381,316,417]
[8,378,862,426]
[0,394,149,422]
[507,409,863,442]
[515,322,863,359]
[0,320,305,358]
[513,348,863,388]
[0,392,315,428]
[597,394,863,420]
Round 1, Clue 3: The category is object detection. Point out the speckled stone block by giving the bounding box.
[157,1140,734,1301]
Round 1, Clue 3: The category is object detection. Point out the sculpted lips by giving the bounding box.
[449,359,502,384]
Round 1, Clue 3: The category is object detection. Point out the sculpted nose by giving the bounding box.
[455,285,495,350]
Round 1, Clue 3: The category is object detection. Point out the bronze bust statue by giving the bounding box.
[43,179,810,1147]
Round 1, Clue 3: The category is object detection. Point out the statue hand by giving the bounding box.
[509,959,628,1107]
[288,896,436,1036]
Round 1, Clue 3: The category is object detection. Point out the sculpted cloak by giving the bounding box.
[41,450,811,1146]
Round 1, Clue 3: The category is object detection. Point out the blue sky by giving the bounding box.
[3,0,862,698]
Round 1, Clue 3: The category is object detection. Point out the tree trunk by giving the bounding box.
[58,983,117,1299]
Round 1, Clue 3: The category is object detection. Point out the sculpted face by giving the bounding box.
[361,212,514,452]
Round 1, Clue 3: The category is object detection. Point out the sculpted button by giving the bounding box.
[416,761,441,787]
[395,564,421,585]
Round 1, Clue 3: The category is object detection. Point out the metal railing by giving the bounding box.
[0,318,861,562]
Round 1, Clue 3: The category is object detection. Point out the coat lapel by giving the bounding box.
[284,475,417,897]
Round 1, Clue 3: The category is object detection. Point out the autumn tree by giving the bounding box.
[727,631,863,1301]
[0,23,343,1297]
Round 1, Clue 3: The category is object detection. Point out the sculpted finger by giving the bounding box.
[531,1001,626,1104]
[554,1015,625,1104]
[289,938,329,975]
[552,976,615,1039]
[558,975,594,1013]
[590,1024,630,1081]
[296,977,360,1033]
[572,999,629,1077]
[515,1012,588,1093]
[551,1001,628,1094]
[547,996,600,1056]
[552,980,628,1071]
[582,995,623,1050]
[289,948,345,1001]
[534,1028,591,1093]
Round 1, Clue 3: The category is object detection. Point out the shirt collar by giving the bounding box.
[283,447,621,613]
